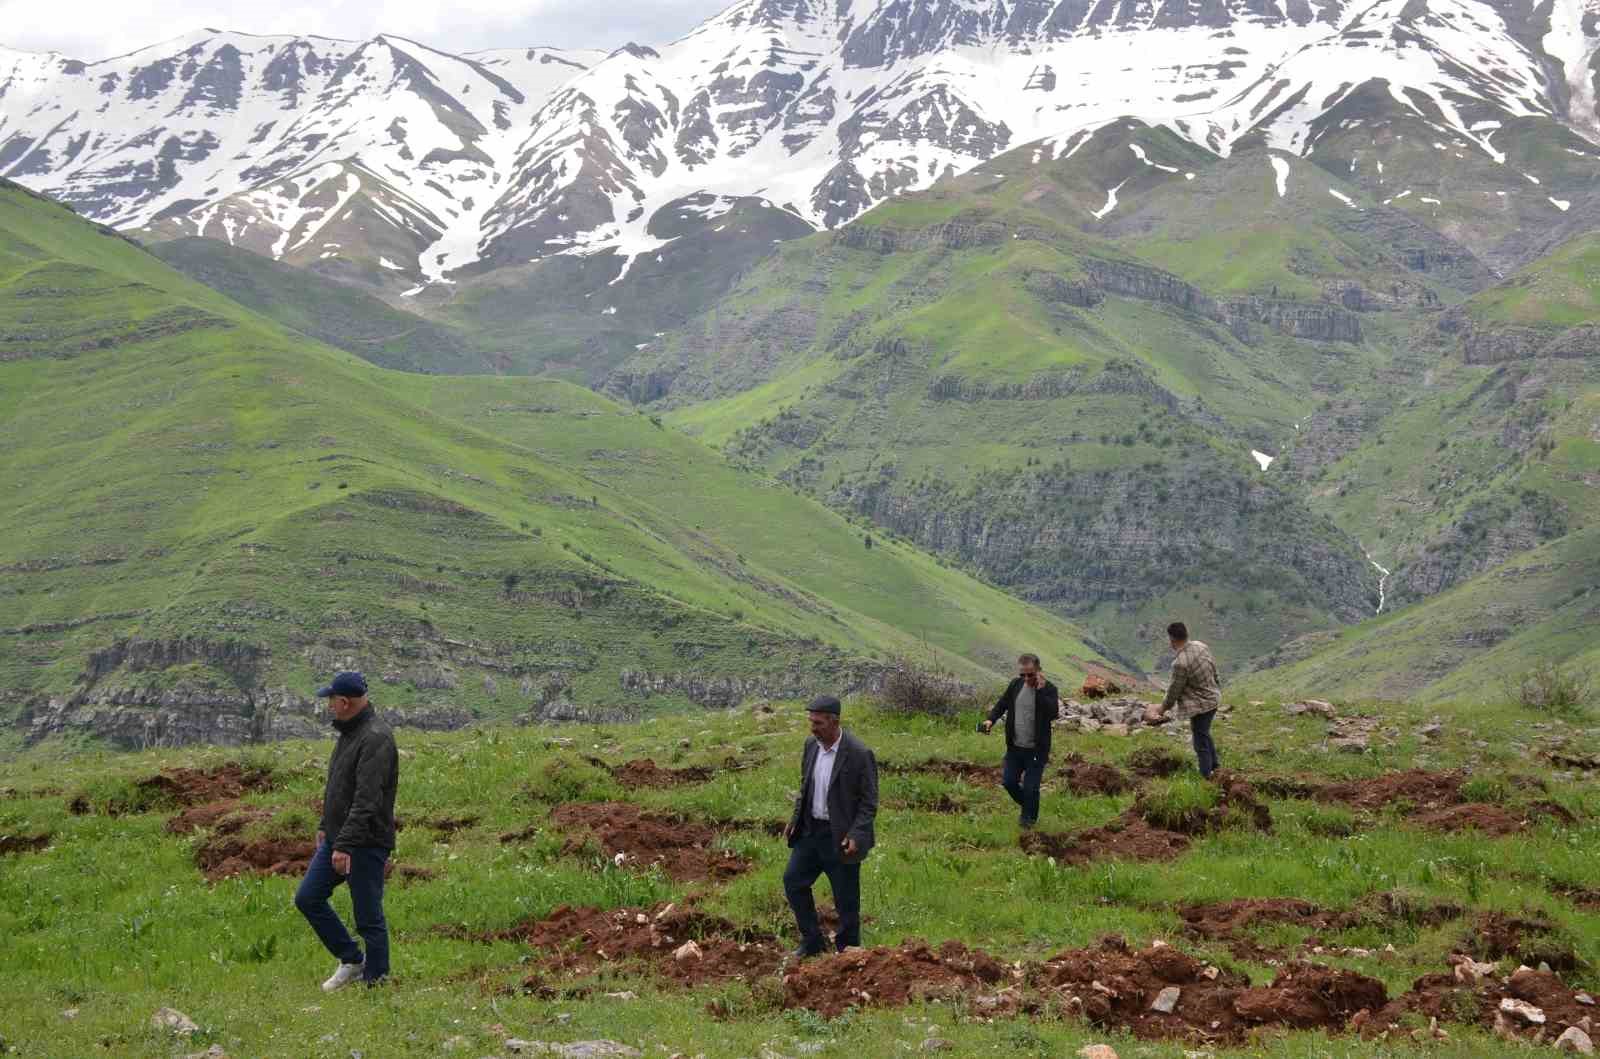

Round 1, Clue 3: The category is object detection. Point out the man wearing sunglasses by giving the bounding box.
[979,653,1060,829]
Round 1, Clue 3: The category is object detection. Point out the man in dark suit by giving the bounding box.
[783,694,879,957]
[979,653,1060,829]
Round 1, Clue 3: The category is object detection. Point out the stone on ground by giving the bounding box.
[151,1008,200,1037]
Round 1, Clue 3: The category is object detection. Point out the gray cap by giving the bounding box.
[806,694,841,715]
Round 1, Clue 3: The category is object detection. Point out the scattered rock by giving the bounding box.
[151,1008,199,1037]
[674,941,703,962]
[182,1047,229,1059]
[1557,1026,1595,1054]
[920,1039,954,1052]
[1077,1045,1120,1059]
[61,1008,78,1020]
[522,1043,642,1059]
[1499,997,1546,1024]
[1151,986,1181,1013]
[1285,700,1337,719]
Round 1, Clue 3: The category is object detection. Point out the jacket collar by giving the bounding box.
[332,704,373,735]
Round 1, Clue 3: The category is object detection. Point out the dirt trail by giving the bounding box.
[538,802,750,883]
[0,832,52,856]
[783,940,1015,1018]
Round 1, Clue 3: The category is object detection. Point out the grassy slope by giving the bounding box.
[1469,232,1600,329]
[621,122,1483,670]
[0,179,1109,729]
[149,237,489,375]
[0,694,1595,1056]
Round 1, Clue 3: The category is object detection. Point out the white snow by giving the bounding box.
[1129,143,1180,173]
[1523,172,1543,184]
[1091,179,1129,220]
[1545,0,1600,142]
[1270,156,1291,198]
[1421,196,1442,205]
[378,257,404,271]
[1251,450,1275,471]
[1363,546,1392,615]
[1328,188,1358,208]
[1550,197,1572,211]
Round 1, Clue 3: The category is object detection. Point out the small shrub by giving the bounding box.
[1459,777,1510,804]
[880,656,974,718]
[1139,774,1220,832]
[1506,660,1593,717]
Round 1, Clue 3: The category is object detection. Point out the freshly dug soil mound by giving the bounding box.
[166,799,272,836]
[1060,754,1134,796]
[1020,813,1191,865]
[1030,936,1384,1043]
[1178,893,1464,962]
[1254,775,1325,799]
[478,903,784,989]
[1179,898,1331,940]
[544,802,750,883]
[1316,769,1463,813]
[138,763,276,808]
[1368,967,1595,1043]
[196,836,316,881]
[592,758,716,789]
[0,832,52,856]
[1126,748,1187,779]
[883,759,1002,785]
[418,815,480,835]
[1411,803,1528,835]
[1464,912,1581,972]
[782,939,1014,1018]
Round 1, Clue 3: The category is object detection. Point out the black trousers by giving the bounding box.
[1002,747,1047,825]
[1190,709,1220,778]
[783,818,861,953]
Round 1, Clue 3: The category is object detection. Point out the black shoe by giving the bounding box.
[1020,817,1038,831]
[792,944,825,960]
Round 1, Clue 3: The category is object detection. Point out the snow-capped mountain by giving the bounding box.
[2,0,1597,289]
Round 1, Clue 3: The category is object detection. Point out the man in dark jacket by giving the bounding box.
[294,671,399,990]
[783,694,879,957]
[979,653,1060,829]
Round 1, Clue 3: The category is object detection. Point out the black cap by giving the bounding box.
[317,671,367,698]
[806,694,841,716]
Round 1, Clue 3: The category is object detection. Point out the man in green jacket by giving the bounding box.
[1147,623,1223,777]
[294,671,399,990]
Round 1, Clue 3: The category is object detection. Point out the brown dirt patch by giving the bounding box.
[543,802,750,883]
[782,939,1014,1018]
[1179,898,1331,940]
[1020,812,1191,865]
[196,836,316,881]
[165,799,273,836]
[1126,748,1187,779]
[1368,967,1595,1044]
[883,759,1002,785]
[474,903,784,989]
[138,763,276,807]
[1316,769,1464,814]
[1554,884,1600,910]
[591,757,716,788]
[1177,893,1464,961]
[0,832,52,856]
[1254,775,1326,799]
[1030,935,1384,1043]
[1411,803,1528,835]
[1060,754,1134,796]
[1463,912,1580,973]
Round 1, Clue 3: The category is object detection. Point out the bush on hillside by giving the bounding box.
[1506,660,1593,717]
[880,656,974,718]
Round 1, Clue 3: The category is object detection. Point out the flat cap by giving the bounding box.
[806,694,841,715]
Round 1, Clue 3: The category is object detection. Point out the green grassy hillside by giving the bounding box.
[0,178,1112,748]
[1,694,1595,1056]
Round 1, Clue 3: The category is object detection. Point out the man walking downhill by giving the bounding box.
[295,671,399,990]
[783,695,879,958]
[1147,623,1223,778]
[979,654,1060,830]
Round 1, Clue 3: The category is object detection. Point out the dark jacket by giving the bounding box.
[320,706,399,852]
[988,677,1061,758]
[787,729,879,864]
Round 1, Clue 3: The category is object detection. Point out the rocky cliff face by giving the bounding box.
[828,461,1377,624]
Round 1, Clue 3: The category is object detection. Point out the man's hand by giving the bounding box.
[979,719,993,734]
[840,837,858,857]
[331,850,351,875]
[1143,704,1166,725]
[783,821,795,841]
[316,830,326,848]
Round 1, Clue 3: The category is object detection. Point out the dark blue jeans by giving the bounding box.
[1190,710,1220,778]
[1002,747,1047,826]
[294,841,390,982]
[783,820,861,953]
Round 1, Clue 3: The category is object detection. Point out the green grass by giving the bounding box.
[2,694,1596,1056]
[0,178,1113,734]
[1469,233,1600,328]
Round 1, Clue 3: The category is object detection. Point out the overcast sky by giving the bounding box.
[0,0,736,61]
